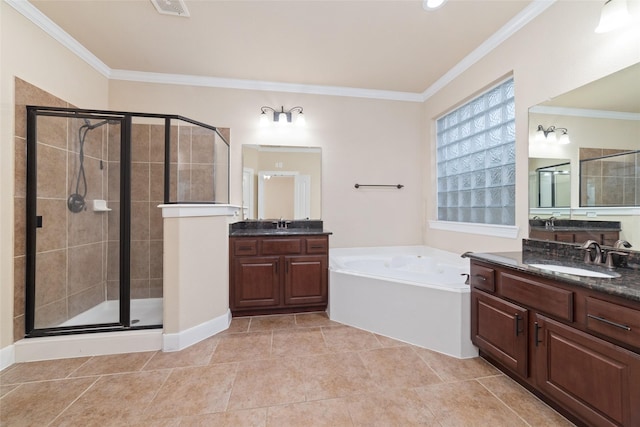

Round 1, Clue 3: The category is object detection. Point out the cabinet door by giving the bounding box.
[283,255,327,306]
[232,257,280,309]
[471,290,528,377]
[535,314,640,427]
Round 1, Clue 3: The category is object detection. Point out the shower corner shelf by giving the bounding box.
[92,199,112,212]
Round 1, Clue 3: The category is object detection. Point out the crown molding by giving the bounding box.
[421,0,556,101]
[5,0,111,77]
[529,105,640,121]
[9,0,553,103]
[109,69,424,102]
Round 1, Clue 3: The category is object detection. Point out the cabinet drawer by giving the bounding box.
[233,239,258,256]
[500,272,573,322]
[262,239,302,255]
[586,297,640,349]
[470,264,495,292]
[306,238,328,254]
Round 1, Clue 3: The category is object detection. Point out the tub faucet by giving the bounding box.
[580,240,602,264]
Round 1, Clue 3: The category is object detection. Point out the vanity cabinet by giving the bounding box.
[470,260,640,427]
[230,235,328,315]
[529,229,619,245]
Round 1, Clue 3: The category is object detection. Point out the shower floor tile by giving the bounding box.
[0,312,575,426]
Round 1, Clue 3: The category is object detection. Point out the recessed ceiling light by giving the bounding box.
[423,0,448,11]
[150,0,190,17]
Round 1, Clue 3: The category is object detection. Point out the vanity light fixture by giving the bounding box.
[260,106,305,125]
[595,0,633,33]
[535,125,571,145]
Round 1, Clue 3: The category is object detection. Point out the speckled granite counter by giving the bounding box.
[229,220,332,237]
[463,239,640,303]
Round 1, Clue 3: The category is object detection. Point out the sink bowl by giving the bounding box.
[527,264,620,278]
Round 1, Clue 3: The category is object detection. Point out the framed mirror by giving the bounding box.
[242,145,321,220]
[528,62,640,246]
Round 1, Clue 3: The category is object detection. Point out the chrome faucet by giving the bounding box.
[580,240,602,264]
[613,240,632,249]
[545,216,556,229]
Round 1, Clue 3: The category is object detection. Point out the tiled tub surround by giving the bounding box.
[0,312,575,426]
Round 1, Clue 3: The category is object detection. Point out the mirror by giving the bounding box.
[242,145,321,220]
[528,62,640,246]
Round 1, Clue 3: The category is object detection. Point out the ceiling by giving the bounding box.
[28,0,537,95]
[540,62,640,113]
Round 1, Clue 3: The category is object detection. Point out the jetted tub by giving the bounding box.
[329,246,478,358]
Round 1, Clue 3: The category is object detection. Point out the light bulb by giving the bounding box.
[278,112,288,124]
[296,111,306,126]
[260,112,269,126]
[558,131,571,145]
[546,130,557,143]
[595,0,633,33]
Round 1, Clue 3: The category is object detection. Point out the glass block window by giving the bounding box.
[436,77,515,225]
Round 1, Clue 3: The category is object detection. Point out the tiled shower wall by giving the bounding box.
[580,148,640,207]
[106,123,174,300]
[13,78,111,337]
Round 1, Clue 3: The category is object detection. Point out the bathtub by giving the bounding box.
[329,246,477,359]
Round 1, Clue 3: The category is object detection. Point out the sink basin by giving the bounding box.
[527,264,620,278]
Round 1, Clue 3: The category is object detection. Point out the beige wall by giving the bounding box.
[1,3,109,350]
[422,1,640,253]
[107,82,425,249]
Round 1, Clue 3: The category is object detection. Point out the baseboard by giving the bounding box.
[0,344,16,371]
[13,329,163,363]
[162,309,231,352]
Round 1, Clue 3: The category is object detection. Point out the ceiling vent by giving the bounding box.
[150,0,190,17]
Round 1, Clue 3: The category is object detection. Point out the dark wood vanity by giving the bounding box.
[229,221,330,316]
[467,245,640,427]
[529,220,620,245]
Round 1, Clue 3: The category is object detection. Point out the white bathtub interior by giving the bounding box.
[329,246,477,359]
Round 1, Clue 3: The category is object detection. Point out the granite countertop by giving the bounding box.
[464,250,640,303]
[229,220,332,237]
[529,219,621,233]
[229,228,332,237]
[529,226,622,232]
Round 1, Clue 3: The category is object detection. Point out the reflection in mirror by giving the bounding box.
[580,149,640,207]
[528,62,640,247]
[242,145,321,220]
[529,158,570,208]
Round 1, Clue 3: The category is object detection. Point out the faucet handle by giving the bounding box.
[613,240,632,249]
[605,250,629,269]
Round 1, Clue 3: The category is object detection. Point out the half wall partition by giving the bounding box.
[24,106,229,337]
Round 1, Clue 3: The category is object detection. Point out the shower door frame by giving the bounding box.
[25,106,134,337]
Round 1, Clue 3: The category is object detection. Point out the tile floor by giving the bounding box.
[0,312,575,426]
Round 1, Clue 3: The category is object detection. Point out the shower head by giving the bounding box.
[81,118,119,131]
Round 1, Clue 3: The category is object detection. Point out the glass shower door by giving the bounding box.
[27,109,124,333]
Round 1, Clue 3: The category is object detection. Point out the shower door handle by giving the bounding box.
[36,216,43,228]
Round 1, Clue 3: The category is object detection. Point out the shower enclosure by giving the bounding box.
[25,106,229,337]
